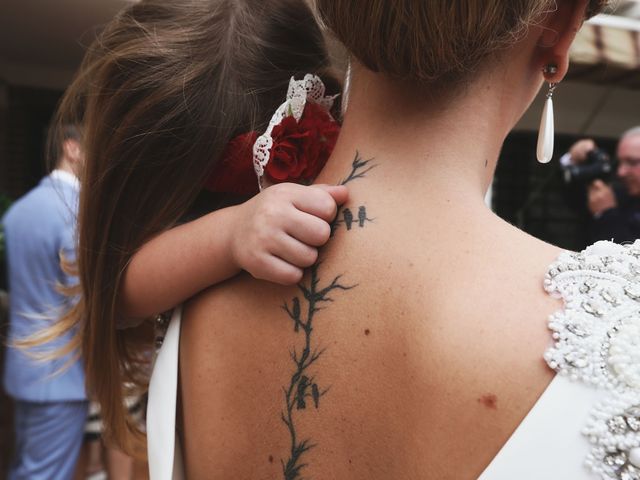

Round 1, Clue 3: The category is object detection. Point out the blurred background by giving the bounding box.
[499,0,640,252]
[0,2,145,478]
[0,0,639,479]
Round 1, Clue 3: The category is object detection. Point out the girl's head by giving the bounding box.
[317,0,608,90]
[54,0,338,453]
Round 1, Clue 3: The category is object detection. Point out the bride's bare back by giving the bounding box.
[179,149,563,479]
[178,1,608,477]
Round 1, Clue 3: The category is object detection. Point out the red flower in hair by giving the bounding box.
[265,102,339,184]
[204,101,339,196]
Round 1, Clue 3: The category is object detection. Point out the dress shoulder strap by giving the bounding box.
[544,241,640,479]
[147,307,185,480]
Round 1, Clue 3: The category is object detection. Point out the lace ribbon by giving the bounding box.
[252,74,338,191]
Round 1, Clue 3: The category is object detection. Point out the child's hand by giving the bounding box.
[231,183,349,285]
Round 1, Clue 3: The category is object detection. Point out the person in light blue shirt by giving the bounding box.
[2,125,88,480]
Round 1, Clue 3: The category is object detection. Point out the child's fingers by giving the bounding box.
[312,184,349,206]
[285,211,331,247]
[272,234,319,269]
[291,187,340,222]
[255,255,304,285]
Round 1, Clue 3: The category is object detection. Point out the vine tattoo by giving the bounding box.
[281,268,353,479]
[330,153,376,237]
[280,152,376,479]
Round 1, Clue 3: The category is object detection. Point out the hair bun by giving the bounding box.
[317,0,609,86]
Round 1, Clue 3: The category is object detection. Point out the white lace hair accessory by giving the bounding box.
[252,74,338,191]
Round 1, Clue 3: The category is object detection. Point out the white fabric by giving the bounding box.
[147,307,184,480]
[478,375,605,479]
[540,241,640,479]
[146,241,640,479]
[50,169,80,190]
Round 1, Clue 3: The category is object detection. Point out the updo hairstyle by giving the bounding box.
[316,0,609,86]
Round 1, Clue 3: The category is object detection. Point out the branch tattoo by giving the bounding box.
[280,152,376,479]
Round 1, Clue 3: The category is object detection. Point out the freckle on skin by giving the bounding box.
[478,394,498,410]
[268,455,274,463]
[364,329,370,336]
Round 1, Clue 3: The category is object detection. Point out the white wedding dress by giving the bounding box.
[147,240,640,480]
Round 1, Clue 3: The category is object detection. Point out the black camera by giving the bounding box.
[563,148,615,185]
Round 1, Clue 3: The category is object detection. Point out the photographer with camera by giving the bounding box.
[562,126,640,244]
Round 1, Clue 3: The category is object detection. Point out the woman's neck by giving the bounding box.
[327,64,537,208]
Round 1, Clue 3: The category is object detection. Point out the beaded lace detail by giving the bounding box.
[252,74,338,191]
[544,240,640,480]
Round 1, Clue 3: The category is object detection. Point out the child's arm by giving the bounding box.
[118,183,348,326]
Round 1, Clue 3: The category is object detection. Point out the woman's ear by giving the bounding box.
[536,0,589,82]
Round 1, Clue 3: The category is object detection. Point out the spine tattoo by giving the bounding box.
[280,152,376,479]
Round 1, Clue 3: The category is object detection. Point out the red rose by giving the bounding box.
[204,102,340,197]
[265,116,311,182]
[204,131,259,196]
[265,102,340,184]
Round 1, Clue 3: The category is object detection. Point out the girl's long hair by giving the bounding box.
[44,0,339,455]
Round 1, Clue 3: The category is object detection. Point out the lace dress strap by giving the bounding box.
[544,240,640,479]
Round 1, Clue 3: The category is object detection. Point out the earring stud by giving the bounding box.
[543,64,558,77]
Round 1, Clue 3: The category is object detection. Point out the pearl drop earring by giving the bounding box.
[536,64,558,164]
